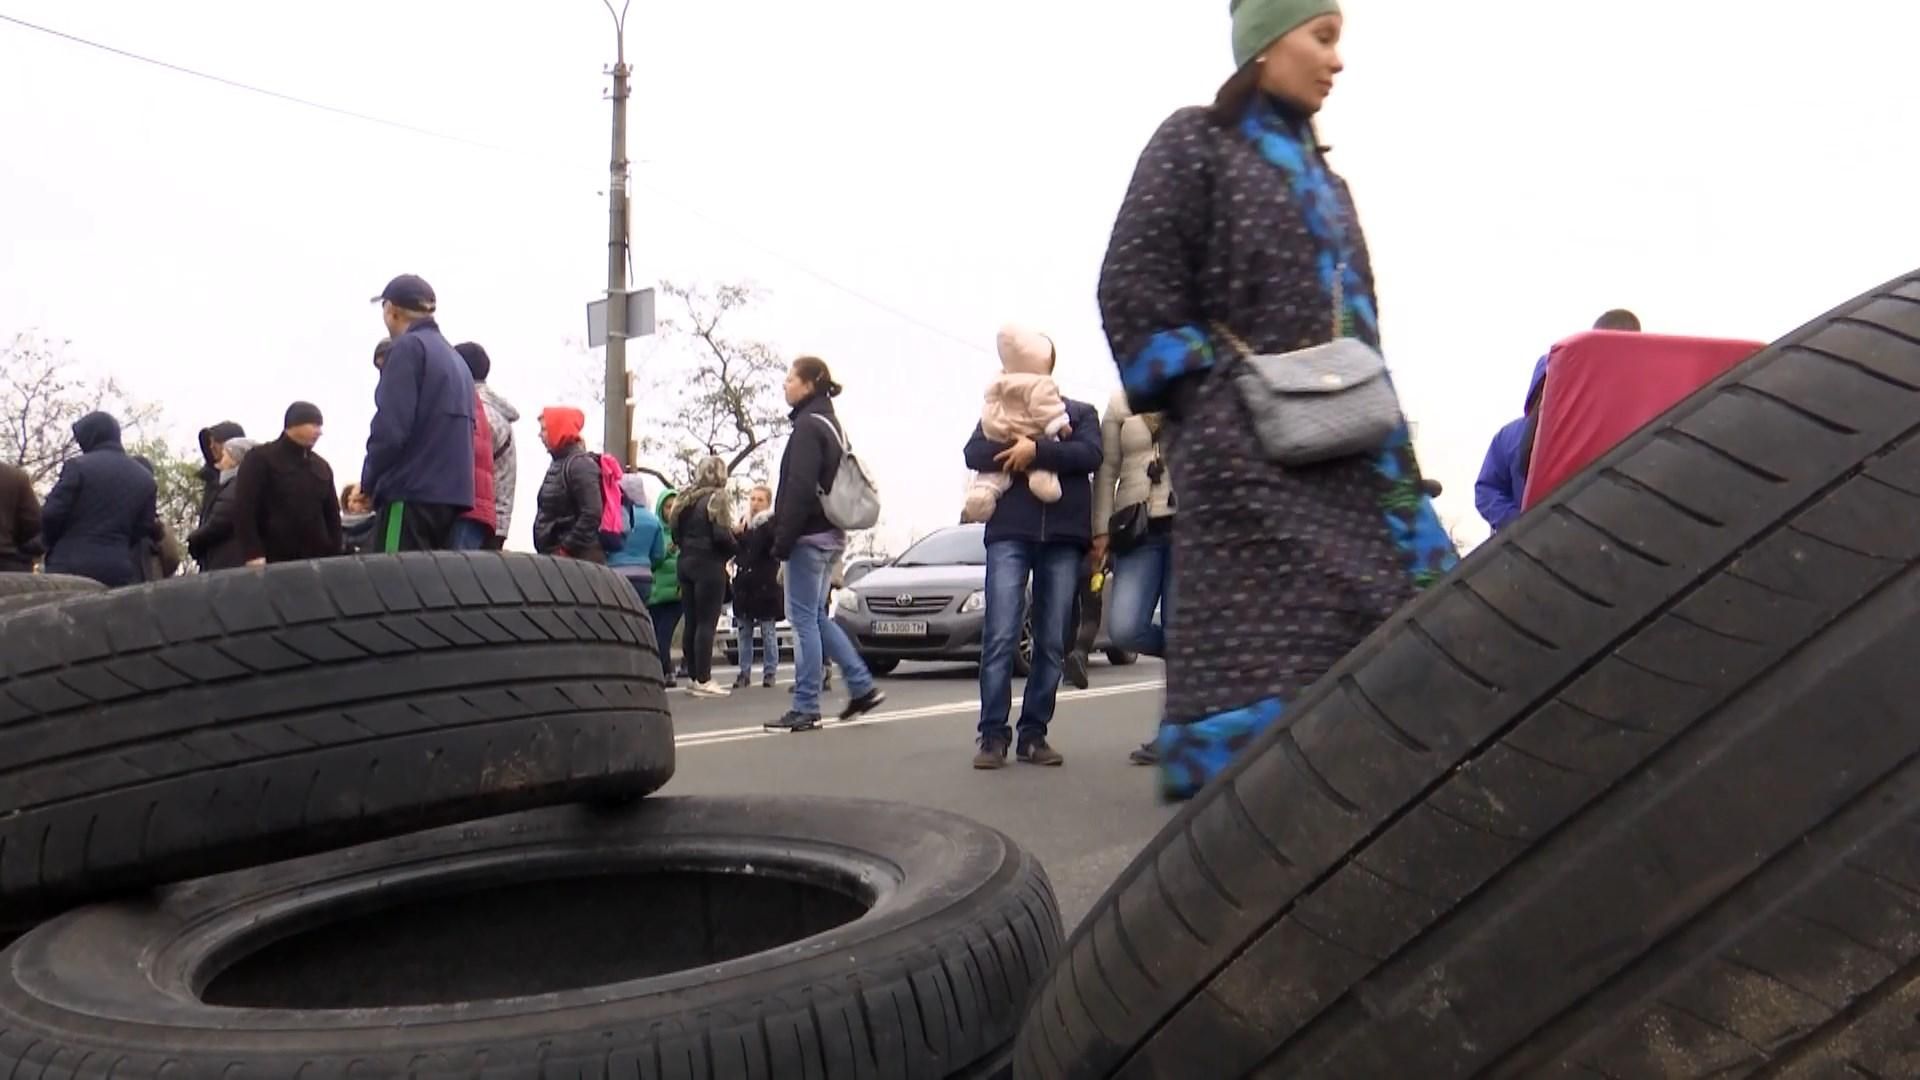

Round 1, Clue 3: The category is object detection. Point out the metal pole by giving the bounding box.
[602,1,632,465]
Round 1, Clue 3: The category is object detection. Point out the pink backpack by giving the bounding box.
[592,453,628,552]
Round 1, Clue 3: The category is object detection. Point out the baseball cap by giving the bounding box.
[371,274,436,313]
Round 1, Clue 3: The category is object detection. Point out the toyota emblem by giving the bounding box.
[896,594,914,607]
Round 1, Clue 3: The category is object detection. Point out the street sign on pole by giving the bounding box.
[586,287,657,349]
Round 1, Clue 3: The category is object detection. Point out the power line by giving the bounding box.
[0,12,512,153]
[0,10,990,355]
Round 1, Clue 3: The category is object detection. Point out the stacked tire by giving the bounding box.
[0,552,1059,1077]
[1012,271,1920,1077]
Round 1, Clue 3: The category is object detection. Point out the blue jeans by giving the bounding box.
[785,543,872,715]
[1108,532,1173,657]
[448,518,493,551]
[739,618,780,679]
[979,539,1081,746]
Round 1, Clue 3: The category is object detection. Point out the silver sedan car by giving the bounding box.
[832,524,1137,676]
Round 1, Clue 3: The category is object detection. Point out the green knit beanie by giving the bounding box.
[1230,0,1340,69]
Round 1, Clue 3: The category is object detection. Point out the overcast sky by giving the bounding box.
[3,1,1916,552]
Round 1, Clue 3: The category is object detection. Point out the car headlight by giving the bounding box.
[836,591,861,613]
[959,590,985,614]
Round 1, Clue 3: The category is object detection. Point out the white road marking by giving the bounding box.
[674,679,1167,748]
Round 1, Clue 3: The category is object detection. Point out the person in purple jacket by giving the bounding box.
[1475,309,1640,532]
[1474,355,1549,532]
[363,274,475,551]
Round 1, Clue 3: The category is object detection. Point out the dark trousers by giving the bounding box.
[374,501,460,553]
[678,560,728,684]
[649,599,682,679]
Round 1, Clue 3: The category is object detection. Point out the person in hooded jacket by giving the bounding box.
[731,484,785,689]
[456,342,519,550]
[647,490,684,686]
[1475,356,1549,532]
[40,412,158,587]
[0,460,42,573]
[530,407,605,564]
[195,420,246,530]
[608,474,668,600]
[188,438,257,571]
[234,402,343,564]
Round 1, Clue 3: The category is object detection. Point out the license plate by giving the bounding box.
[872,620,929,636]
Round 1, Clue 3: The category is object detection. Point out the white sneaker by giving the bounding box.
[688,681,730,698]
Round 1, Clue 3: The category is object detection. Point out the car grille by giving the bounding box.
[866,594,952,616]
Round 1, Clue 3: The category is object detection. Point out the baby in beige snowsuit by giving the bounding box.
[963,324,1071,523]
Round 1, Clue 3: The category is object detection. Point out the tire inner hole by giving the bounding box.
[200,868,870,1009]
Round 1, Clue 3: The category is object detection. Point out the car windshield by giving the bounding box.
[891,528,987,567]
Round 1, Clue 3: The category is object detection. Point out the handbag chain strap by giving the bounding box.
[1212,259,1349,361]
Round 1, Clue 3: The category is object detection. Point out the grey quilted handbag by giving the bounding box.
[1217,323,1404,466]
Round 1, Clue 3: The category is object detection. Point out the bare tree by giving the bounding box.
[1,331,160,490]
[129,438,205,548]
[581,282,791,489]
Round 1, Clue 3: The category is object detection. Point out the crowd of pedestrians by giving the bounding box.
[3,2,1657,804]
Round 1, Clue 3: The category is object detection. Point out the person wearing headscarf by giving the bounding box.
[40,412,159,587]
[188,438,259,571]
[668,456,739,697]
[530,407,604,563]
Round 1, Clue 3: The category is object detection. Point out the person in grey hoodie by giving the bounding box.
[456,342,519,550]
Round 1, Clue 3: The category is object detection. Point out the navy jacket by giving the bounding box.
[962,397,1104,548]
[1475,355,1550,532]
[362,319,477,510]
[40,412,158,588]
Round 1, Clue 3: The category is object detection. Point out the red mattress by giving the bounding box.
[1522,331,1765,510]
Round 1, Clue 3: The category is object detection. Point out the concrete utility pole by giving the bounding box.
[601,0,633,465]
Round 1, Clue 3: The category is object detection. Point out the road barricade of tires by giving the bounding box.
[1012,270,1920,1078]
[0,797,1057,1078]
[0,552,1062,1078]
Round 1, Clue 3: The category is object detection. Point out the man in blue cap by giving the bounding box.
[363,273,476,551]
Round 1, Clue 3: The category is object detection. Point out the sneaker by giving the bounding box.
[1128,741,1160,766]
[838,687,886,722]
[1063,652,1090,691]
[765,710,821,733]
[687,681,730,699]
[1018,739,1064,767]
[763,674,776,689]
[732,673,751,689]
[973,737,1010,770]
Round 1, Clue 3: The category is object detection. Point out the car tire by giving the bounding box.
[0,572,103,617]
[0,552,674,922]
[1014,619,1034,678]
[1104,648,1139,667]
[725,649,740,666]
[867,657,901,676]
[1014,270,1920,1078]
[0,796,1061,1080]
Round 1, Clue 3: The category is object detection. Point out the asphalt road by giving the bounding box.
[662,657,1178,930]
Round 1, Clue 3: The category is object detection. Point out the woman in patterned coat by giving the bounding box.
[1098,0,1457,798]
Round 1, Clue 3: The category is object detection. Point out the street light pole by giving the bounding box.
[602,0,632,466]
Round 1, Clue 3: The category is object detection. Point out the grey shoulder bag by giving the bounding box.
[1215,216,1403,465]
